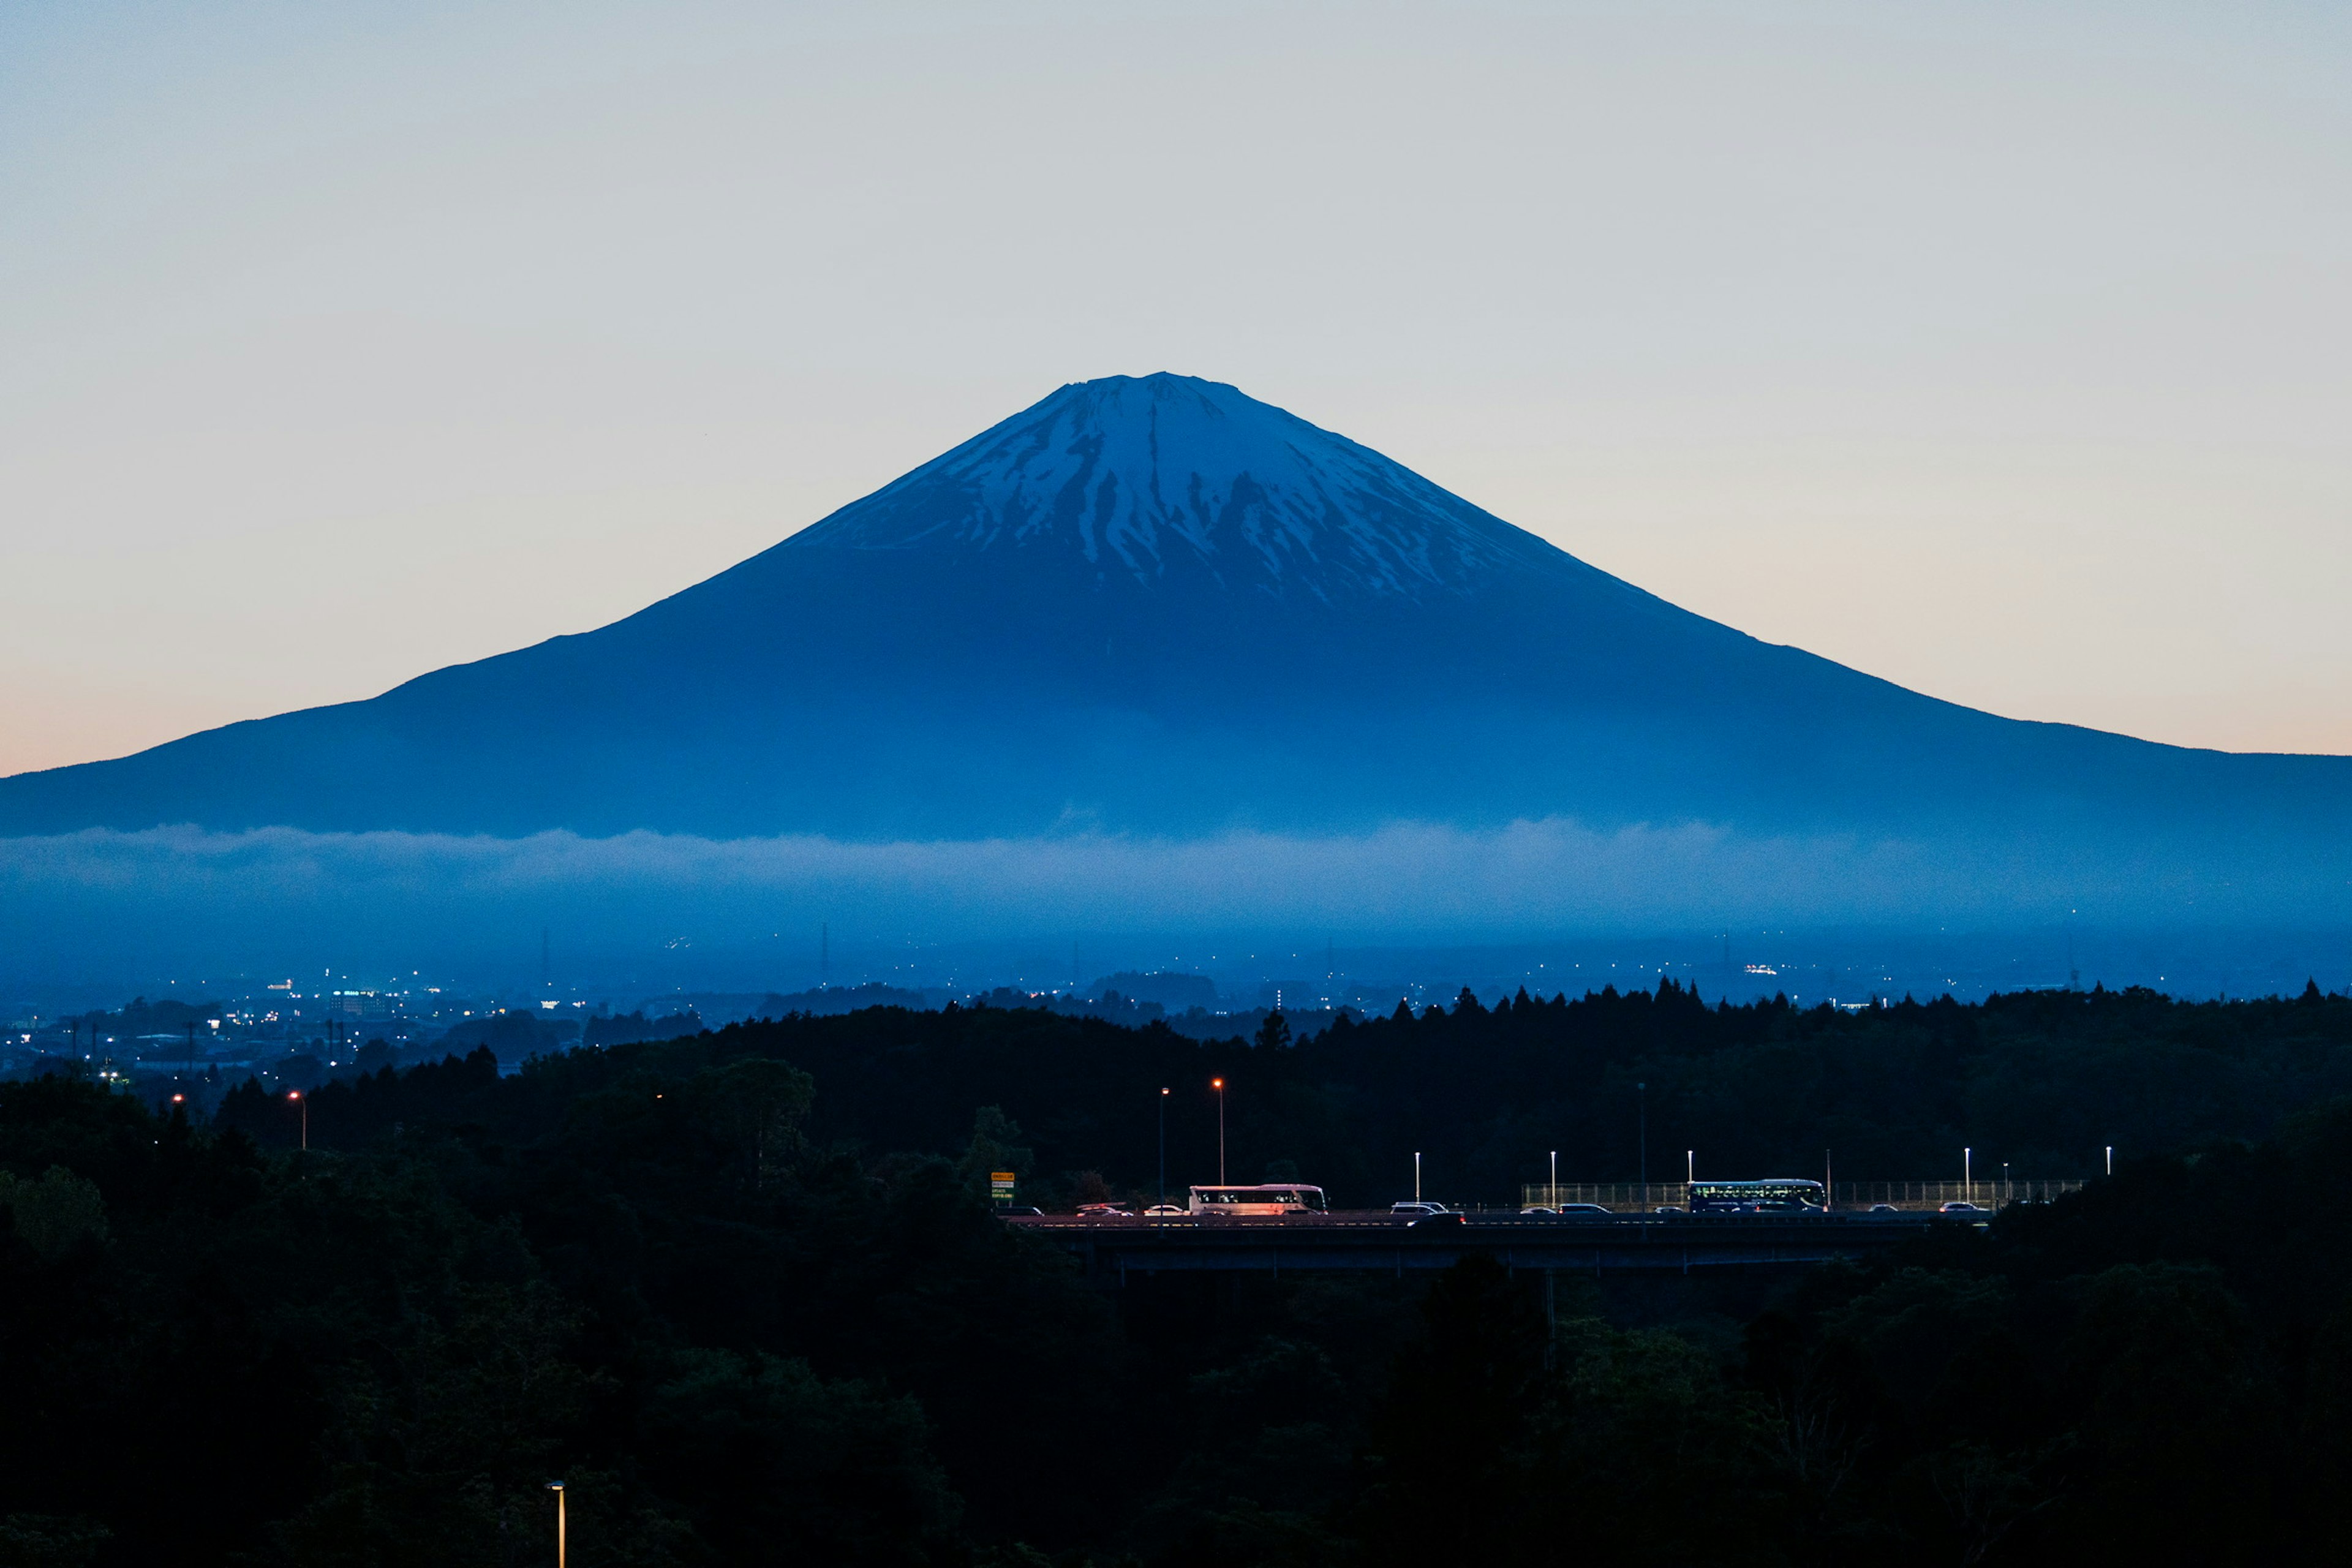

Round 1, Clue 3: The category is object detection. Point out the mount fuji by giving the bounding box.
[1,373,2346,911]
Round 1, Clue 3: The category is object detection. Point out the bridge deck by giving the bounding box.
[1008,1210,1949,1276]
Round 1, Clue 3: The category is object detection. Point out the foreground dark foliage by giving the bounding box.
[1,986,2348,1563]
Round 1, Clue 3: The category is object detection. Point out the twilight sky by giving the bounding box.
[3,0,2347,779]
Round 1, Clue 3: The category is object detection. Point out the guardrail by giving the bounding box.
[1518,1180,2086,1212]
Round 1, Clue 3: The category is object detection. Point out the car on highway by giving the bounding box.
[1074,1203,1134,1219]
[1937,1200,1988,1215]
[1390,1201,1449,1218]
[1869,1203,1901,1213]
[1409,1211,1468,1228]
[1520,1205,1557,1215]
[1558,1202,1612,1215]
[1139,1204,1188,1218]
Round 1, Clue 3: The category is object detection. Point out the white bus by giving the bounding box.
[1189,1183,1328,1216]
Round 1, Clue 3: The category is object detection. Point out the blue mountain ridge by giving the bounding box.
[2,374,2345,876]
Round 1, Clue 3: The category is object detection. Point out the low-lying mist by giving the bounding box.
[2,816,2339,982]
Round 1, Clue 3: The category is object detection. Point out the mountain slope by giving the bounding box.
[1,374,2345,854]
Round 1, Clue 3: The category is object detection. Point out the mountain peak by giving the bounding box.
[783,372,1583,603]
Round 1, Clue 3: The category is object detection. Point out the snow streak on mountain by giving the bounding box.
[794,374,1594,605]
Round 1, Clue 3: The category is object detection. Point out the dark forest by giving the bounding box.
[3,984,2350,1564]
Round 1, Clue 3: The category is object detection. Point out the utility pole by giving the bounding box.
[1158,1088,1169,1215]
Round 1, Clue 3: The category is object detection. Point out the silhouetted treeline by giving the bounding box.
[1,985,2350,1563]
[272,979,2352,1206]
[225,982,2352,1206]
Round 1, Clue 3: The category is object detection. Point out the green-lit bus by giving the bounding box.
[1687,1179,1825,1214]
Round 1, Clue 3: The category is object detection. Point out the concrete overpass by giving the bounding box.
[1008,1209,1953,1281]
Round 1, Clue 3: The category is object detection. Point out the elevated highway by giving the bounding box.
[1008,1209,1952,1280]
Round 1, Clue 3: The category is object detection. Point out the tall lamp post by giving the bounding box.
[1414,1151,1422,1204]
[287,1090,306,1152]
[1158,1088,1169,1213]
[1637,1082,1648,1210]
[1549,1149,1558,1210]
[1964,1147,1972,1206]
[1211,1078,1225,1185]
[546,1481,565,1568]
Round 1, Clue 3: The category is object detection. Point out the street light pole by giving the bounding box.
[1637,1082,1648,1210]
[1158,1088,1169,1213]
[1212,1078,1225,1185]
[1964,1147,1972,1205]
[288,1090,306,1152]
[1549,1149,1557,1209]
[546,1482,565,1568]
[1414,1151,1421,1204]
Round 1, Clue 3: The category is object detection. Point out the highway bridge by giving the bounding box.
[1008,1209,1953,1281]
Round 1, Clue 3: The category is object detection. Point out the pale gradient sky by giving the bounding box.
[3,0,2347,778]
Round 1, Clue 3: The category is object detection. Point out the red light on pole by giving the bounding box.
[1210,1078,1226,1185]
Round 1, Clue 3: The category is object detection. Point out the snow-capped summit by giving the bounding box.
[791,373,1582,605]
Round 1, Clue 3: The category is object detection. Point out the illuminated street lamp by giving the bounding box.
[1158,1087,1169,1213]
[546,1481,565,1568]
[1211,1078,1225,1184]
[288,1090,306,1152]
